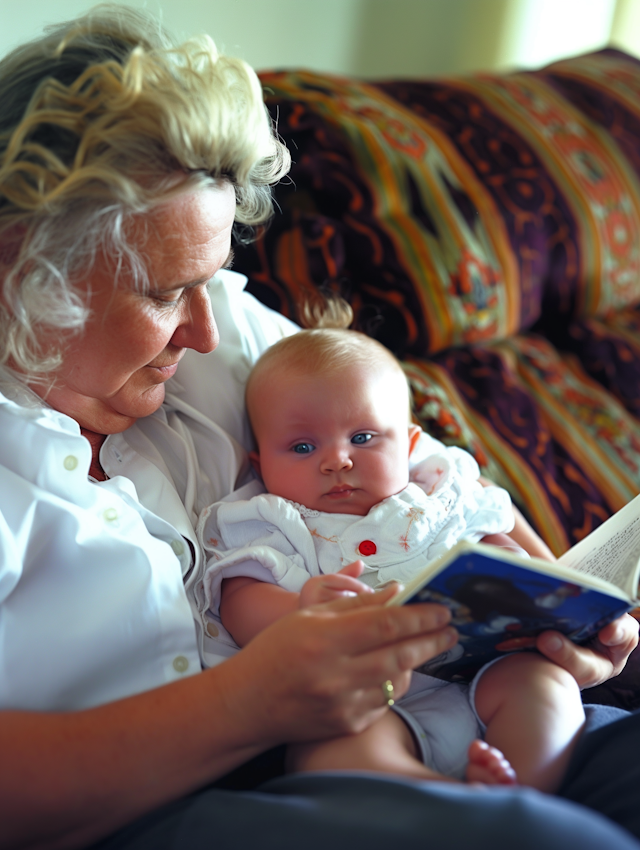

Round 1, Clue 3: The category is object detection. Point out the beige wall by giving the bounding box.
[1,0,638,76]
[611,0,640,55]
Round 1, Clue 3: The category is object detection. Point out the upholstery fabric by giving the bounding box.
[238,50,640,357]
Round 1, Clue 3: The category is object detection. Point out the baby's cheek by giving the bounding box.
[375,456,410,498]
[258,462,287,496]
[268,463,313,502]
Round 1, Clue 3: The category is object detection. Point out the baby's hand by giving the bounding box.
[299,560,374,608]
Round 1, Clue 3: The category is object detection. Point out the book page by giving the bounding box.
[559,509,640,598]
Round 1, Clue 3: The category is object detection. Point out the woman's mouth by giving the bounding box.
[147,352,185,379]
[149,362,180,379]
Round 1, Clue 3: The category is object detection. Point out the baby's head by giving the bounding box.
[246,328,421,515]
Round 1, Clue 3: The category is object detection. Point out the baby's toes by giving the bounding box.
[466,740,517,786]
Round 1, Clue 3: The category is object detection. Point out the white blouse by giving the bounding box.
[0,270,298,709]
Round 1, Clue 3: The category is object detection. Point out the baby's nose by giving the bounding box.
[321,449,354,472]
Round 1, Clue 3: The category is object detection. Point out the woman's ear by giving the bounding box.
[249,450,262,477]
[408,424,422,457]
[0,223,26,269]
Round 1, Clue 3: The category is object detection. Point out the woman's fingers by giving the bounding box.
[291,595,457,703]
[316,574,374,596]
[218,592,457,744]
[597,614,639,674]
[299,573,374,607]
[324,581,403,609]
[536,632,612,689]
[537,614,639,689]
[316,588,454,657]
[336,559,366,578]
[321,670,416,735]
[337,624,458,686]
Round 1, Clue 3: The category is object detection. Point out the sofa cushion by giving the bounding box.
[405,332,640,554]
[234,49,640,357]
[552,307,640,420]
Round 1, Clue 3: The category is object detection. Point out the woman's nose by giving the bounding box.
[171,284,219,353]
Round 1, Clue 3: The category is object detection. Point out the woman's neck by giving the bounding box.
[80,427,109,481]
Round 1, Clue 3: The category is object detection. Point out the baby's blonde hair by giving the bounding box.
[246,308,411,438]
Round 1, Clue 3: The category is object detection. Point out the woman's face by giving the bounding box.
[35,183,236,433]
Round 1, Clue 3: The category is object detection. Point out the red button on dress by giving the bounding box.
[358,540,377,556]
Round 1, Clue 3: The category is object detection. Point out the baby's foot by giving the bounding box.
[466,739,517,785]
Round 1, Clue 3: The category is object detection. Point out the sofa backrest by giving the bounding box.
[233,49,640,358]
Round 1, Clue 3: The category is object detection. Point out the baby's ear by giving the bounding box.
[249,450,262,477]
[408,425,422,457]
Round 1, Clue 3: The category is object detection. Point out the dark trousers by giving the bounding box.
[93,706,640,850]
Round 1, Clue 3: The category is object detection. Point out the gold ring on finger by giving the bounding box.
[381,679,395,706]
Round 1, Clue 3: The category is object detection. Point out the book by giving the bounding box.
[388,493,640,683]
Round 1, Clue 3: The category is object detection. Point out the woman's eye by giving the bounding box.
[151,290,184,306]
[351,433,372,445]
[292,443,315,454]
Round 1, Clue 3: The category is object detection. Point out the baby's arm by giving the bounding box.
[220,561,372,647]
[220,576,299,647]
[478,532,529,556]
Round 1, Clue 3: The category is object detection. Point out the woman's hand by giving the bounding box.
[299,560,374,607]
[215,585,457,746]
[536,613,639,689]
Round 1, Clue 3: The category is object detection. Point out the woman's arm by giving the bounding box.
[0,670,264,850]
[1,587,456,850]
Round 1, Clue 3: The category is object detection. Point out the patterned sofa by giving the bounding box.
[232,49,640,708]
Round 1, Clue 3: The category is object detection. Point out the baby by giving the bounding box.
[197,327,584,791]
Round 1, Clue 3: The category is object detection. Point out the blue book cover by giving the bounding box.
[394,544,634,683]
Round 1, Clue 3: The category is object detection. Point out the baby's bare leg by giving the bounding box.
[288,710,515,785]
[287,710,446,781]
[474,652,585,792]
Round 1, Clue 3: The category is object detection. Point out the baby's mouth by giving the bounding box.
[325,485,357,498]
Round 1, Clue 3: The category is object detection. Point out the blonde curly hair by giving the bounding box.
[0,4,290,376]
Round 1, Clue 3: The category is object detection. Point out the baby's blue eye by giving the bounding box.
[292,443,315,454]
[351,433,372,445]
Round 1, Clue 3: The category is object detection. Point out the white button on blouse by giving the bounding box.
[171,539,185,557]
[172,655,190,673]
[0,392,202,711]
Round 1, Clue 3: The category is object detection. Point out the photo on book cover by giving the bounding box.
[410,549,632,683]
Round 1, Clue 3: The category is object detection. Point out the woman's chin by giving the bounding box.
[73,386,167,434]
[106,385,168,428]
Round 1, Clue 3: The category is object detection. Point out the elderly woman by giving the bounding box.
[1,6,640,850]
